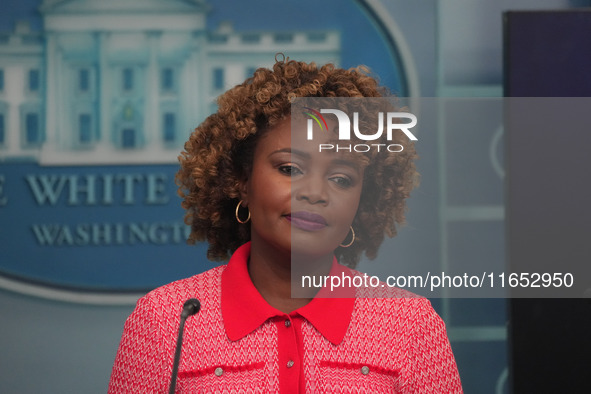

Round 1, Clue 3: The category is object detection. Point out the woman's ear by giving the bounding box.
[238,176,249,206]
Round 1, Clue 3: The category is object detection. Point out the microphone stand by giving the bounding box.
[169,298,201,394]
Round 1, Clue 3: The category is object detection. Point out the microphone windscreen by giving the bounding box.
[183,298,201,316]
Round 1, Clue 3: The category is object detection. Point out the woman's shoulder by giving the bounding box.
[135,264,227,318]
[353,293,439,326]
[347,267,425,300]
[346,268,441,325]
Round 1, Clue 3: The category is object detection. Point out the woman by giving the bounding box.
[108,56,462,393]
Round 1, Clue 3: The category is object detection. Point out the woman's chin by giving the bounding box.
[290,241,337,262]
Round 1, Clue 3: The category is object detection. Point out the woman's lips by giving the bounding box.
[286,211,328,231]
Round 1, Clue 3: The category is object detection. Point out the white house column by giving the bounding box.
[97,32,110,151]
[185,31,206,130]
[5,65,23,156]
[183,43,200,137]
[44,32,57,150]
[56,44,67,149]
[145,31,161,151]
[40,32,67,163]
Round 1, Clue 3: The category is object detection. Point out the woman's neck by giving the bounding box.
[247,238,333,314]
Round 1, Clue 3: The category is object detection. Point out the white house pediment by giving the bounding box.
[40,0,209,15]
[41,0,208,32]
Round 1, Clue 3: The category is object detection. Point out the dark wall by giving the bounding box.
[504,10,591,393]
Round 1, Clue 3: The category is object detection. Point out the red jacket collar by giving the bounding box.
[221,242,355,345]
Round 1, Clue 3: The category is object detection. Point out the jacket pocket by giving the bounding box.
[316,360,401,393]
[176,362,268,393]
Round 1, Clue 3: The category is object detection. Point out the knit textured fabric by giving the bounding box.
[109,265,462,393]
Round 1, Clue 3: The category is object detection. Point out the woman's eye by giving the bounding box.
[331,175,353,188]
[278,164,302,176]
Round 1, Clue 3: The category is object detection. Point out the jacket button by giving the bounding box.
[284,320,291,327]
[361,366,370,375]
[287,360,295,368]
[214,367,223,377]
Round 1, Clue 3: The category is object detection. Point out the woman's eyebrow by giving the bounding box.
[268,148,310,159]
[331,158,362,172]
[269,148,362,170]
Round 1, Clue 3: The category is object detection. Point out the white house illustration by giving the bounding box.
[0,0,340,165]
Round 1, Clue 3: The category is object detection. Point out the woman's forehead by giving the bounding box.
[258,117,370,168]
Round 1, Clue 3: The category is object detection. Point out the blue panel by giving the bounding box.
[0,162,212,292]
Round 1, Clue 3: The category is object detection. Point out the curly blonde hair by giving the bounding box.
[176,56,418,267]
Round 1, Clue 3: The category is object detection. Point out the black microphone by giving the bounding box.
[169,298,201,394]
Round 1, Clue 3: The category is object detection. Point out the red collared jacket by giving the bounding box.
[109,243,462,393]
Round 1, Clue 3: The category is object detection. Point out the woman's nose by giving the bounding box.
[294,175,328,205]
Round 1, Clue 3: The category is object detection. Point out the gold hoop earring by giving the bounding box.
[235,200,250,224]
[340,226,355,248]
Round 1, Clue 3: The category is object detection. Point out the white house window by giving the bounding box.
[29,69,40,92]
[307,32,327,43]
[79,113,92,143]
[25,112,40,145]
[241,34,260,44]
[208,34,228,44]
[122,128,135,148]
[274,33,293,44]
[161,68,174,92]
[122,68,134,92]
[163,112,175,143]
[79,68,90,92]
[213,68,224,90]
[117,102,142,149]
